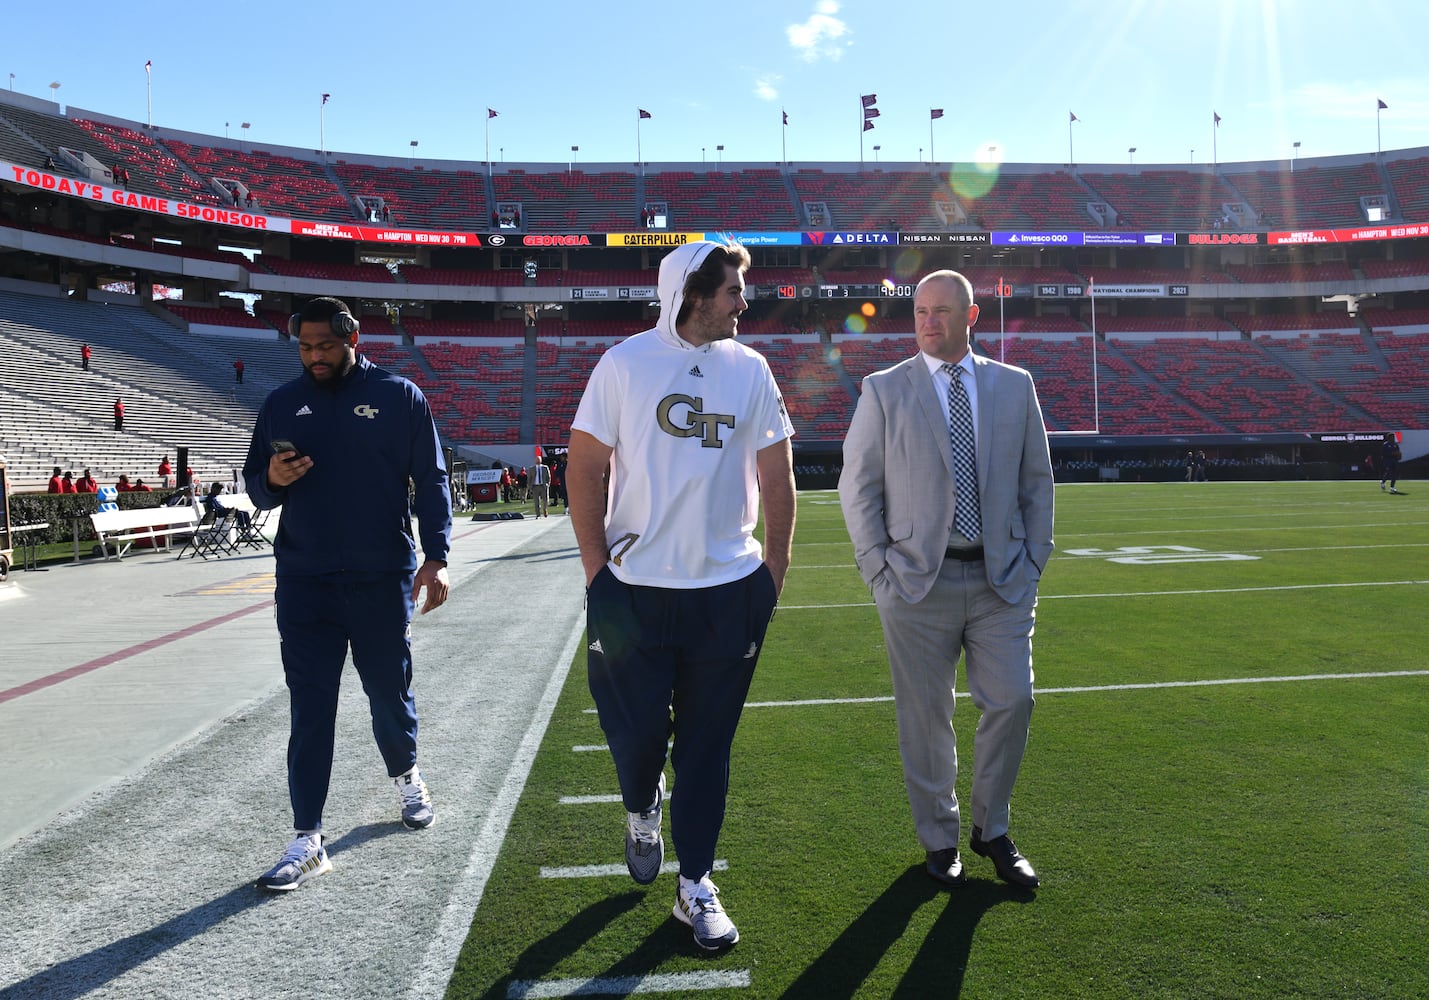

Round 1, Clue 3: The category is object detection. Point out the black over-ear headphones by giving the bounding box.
[288,310,359,338]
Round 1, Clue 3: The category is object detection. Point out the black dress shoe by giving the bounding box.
[970,827,1039,888]
[925,847,966,887]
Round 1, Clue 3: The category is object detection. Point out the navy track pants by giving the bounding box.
[275,572,418,831]
[586,563,778,879]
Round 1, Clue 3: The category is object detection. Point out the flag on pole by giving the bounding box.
[144,60,152,74]
[487,108,499,118]
[638,108,652,119]
[1213,111,1222,126]
[782,110,788,125]
[322,93,330,105]
[861,94,877,107]
[1377,98,1388,110]
[931,108,944,120]
[1069,111,1078,123]
[863,107,880,119]
[863,120,875,132]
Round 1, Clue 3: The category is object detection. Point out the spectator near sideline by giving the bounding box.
[568,240,795,952]
[76,469,98,493]
[131,479,152,493]
[243,296,452,893]
[158,456,173,488]
[203,481,252,531]
[1380,434,1402,493]
[47,467,64,493]
[530,455,551,518]
[839,269,1054,892]
[115,475,132,492]
[60,471,77,493]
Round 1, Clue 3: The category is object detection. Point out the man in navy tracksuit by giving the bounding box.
[244,296,452,892]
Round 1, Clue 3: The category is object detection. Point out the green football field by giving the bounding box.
[447,481,1427,1000]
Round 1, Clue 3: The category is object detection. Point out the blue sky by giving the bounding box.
[6,0,1427,168]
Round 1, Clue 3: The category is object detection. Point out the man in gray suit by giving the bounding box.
[839,269,1054,889]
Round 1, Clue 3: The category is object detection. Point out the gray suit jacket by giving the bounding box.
[839,352,1054,605]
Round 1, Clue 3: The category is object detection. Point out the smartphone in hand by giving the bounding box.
[270,439,305,462]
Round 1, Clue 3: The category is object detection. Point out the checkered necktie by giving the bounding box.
[942,363,981,540]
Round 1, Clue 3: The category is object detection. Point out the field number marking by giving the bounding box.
[1064,545,1259,564]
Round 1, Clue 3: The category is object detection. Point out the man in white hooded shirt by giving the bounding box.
[568,239,795,951]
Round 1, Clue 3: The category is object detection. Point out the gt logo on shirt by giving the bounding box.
[656,393,734,449]
[353,404,380,419]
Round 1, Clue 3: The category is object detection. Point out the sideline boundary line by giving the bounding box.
[406,616,586,1000]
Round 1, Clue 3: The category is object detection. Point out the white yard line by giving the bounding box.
[539,859,728,880]
[741,670,1429,709]
[777,577,1428,609]
[506,970,751,999]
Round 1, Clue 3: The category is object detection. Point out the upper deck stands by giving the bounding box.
[1226,162,1384,229]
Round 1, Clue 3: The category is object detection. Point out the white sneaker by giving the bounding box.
[256,832,331,892]
[673,872,739,950]
[395,766,435,829]
[624,773,665,885]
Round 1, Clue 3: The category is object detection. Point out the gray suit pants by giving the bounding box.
[872,557,1036,852]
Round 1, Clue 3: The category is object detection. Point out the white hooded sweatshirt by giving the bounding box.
[570,240,794,588]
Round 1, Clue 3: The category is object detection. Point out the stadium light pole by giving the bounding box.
[873,144,881,163]
[717,144,724,166]
[1292,140,1300,172]
[409,140,418,164]
[48,81,60,107]
[569,145,578,174]
[241,122,250,151]
[1128,146,1136,164]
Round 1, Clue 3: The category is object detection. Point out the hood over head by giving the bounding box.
[654,240,726,347]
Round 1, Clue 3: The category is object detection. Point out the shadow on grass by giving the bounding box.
[0,822,402,1000]
[780,865,1035,999]
[485,892,647,1000]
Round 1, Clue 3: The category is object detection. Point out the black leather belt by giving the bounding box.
[945,545,984,562]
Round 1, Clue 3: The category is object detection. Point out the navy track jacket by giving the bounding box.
[243,354,452,576]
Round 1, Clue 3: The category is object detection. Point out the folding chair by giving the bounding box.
[234,506,269,550]
[178,510,237,560]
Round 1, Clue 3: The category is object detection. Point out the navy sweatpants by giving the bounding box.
[275,572,419,832]
[585,564,779,879]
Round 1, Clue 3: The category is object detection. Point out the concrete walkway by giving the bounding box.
[0,511,586,999]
